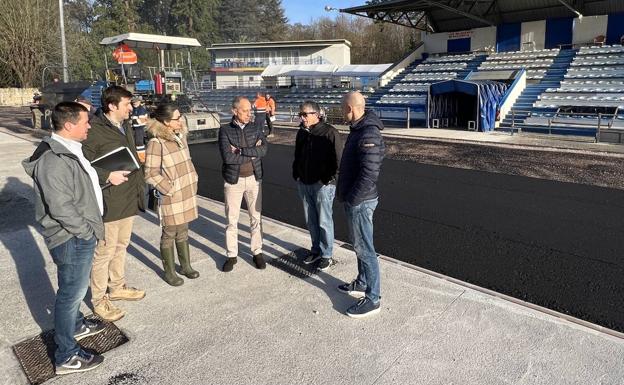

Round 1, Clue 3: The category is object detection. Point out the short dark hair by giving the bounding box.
[51,101,88,131]
[101,85,132,113]
[151,103,179,124]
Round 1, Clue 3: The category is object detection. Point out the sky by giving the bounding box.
[282,0,366,25]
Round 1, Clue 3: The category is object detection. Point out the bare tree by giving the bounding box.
[287,15,421,64]
[0,0,59,87]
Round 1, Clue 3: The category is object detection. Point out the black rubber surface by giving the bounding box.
[191,140,624,333]
[13,317,128,385]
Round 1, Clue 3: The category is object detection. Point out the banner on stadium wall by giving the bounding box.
[448,30,473,40]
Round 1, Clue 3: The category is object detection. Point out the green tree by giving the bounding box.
[92,0,143,37]
[257,0,288,41]
[218,0,260,43]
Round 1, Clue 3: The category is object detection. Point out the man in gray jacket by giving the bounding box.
[22,102,110,375]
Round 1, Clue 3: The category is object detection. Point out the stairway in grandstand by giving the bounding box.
[498,49,579,135]
[366,53,488,125]
[498,45,624,142]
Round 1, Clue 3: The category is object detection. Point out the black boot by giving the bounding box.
[175,240,199,279]
[161,246,184,286]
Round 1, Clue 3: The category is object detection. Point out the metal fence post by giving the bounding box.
[597,113,601,143]
[406,107,410,129]
[548,118,552,136]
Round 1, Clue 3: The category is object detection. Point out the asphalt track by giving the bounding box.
[190,136,624,333]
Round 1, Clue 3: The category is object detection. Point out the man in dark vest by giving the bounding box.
[218,96,268,272]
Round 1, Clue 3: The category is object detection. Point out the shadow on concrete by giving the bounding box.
[0,107,48,140]
[0,177,55,331]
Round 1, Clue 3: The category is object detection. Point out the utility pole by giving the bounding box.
[58,0,69,82]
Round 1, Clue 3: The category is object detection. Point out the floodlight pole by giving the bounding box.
[58,0,69,82]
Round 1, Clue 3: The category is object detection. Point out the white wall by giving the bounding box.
[318,44,350,65]
[521,20,546,50]
[573,15,608,45]
[471,27,496,51]
[419,14,609,55]
[497,70,527,127]
[423,32,449,54]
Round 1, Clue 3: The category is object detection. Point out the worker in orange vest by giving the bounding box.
[265,92,276,137]
[112,43,138,65]
[253,92,269,136]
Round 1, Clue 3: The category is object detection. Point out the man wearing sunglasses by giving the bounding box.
[293,101,343,271]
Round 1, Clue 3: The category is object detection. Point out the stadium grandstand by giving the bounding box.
[195,0,624,143]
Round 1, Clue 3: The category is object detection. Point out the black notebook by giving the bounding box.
[91,146,140,172]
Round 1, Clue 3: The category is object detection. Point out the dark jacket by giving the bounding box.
[218,117,268,184]
[292,121,343,185]
[22,137,105,249]
[336,111,385,206]
[82,110,145,222]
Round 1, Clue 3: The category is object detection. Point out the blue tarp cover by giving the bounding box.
[429,80,508,131]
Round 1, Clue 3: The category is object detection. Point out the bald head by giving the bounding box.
[342,91,366,123]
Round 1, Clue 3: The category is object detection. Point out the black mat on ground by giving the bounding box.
[269,248,321,279]
[12,316,129,385]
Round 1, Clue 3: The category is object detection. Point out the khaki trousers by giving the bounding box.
[224,175,263,258]
[91,216,135,302]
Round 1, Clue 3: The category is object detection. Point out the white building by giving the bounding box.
[206,39,351,89]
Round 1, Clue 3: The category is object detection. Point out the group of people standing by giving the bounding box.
[22,85,384,376]
[218,92,385,322]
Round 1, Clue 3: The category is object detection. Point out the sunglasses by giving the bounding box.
[298,111,317,117]
[170,116,183,121]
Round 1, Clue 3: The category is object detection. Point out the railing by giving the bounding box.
[211,56,330,69]
[509,108,618,142]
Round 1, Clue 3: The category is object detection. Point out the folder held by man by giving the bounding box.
[91,146,140,172]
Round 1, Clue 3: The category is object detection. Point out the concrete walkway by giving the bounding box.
[0,129,623,385]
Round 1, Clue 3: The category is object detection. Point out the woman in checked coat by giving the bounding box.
[144,103,199,286]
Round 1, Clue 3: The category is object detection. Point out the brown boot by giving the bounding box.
[93,296,125,322]
[108,285,146,301]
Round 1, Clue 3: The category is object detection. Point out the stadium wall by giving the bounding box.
[572,15,608,46]
[521,20,546,50]
[423,14,617,53]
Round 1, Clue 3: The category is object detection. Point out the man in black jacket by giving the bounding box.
[292,101,343,271]
[336,91,385,319]
[218,96,268,272]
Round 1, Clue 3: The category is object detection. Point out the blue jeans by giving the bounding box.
[297,181,336,258]
[345,198,380,302]
[49,235,96,364]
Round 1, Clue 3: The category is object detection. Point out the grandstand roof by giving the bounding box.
[100,33,201,49]
[340,0,624,33]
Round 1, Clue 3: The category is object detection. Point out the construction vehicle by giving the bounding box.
[31,33,219,143]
